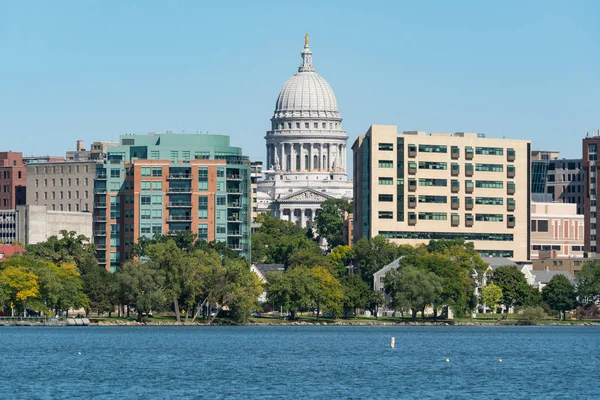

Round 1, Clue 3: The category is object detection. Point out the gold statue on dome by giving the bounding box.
[305,33,309,47]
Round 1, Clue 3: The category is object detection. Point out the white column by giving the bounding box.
[300,145,305,170]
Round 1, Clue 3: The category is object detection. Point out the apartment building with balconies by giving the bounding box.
[94,133,251,271]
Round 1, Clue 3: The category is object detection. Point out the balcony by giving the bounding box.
[408,197,417,209]
[507,151,516,162]
[168,174,191,180]
[465,185,474,194]
[408,146,417,158]
[507,169,515,179]
[228,231,242,236]
[228,215,241,222]
[94,217,107,223]
[94,202,107,208]
[226,188,241,194]
[465,167,474,177]
[168,187,192,193]
[465,198,474,211]
[96,174,107,180]
[227,202,242,208]
[94,231,107,236]
[507,202,516,212]
[507,186,515,195]
[451,184,460,194]
[168,229,190,235]
[408,181,417,192]
[451,147,460,160]
[451,200,460,210]
[94,188,107,194]
[465,217,474,227]
[451,217,459,227]
[96,245,106,251]
[408,165,417,175]
[227,175,242,180]
[507,217,515,228]
[167,216,192,222]
[408,214,417,226]
[167,202,192,208]
[451,167,460,177]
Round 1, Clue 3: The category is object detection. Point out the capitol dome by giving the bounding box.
[273,38,340,119]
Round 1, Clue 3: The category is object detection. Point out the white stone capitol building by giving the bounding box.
[257,35,353,227]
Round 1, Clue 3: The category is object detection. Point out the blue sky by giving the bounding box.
[1,1,598,162]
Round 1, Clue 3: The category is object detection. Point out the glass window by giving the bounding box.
[418,145,447,153]
[152,167,162,177]
[418,178,447,187]
[475,147,503,155]
[141,167,151,177]
[141,181,151,190]
[475,164,503,172]
[141,195,151,205]
[418,212,447,220]
[418,161,447,170]
[152,181,162,190]
[378,143,394,151]
[379,194,394,202]
[378,160,394,168]
[379,177,394,185]
[475,181,503,189]
[378,211,393,219]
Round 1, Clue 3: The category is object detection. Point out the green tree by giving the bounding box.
[26,231,98,274]
[353,236,402,286]
[576,260,600,306]
[490,266,530,317]
[315,198,352,249]
[328,245,354,277]
[340,274,371,318]
[117,260,167,322]
[481,283,503,314]
[385,265,443,321]
[542,275,577,320]
[266,267,314,320]
[368,291,386,319]
[307,266,344,318]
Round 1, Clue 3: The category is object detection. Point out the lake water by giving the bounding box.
[0,326,599,399]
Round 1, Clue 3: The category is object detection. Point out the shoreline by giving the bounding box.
[88,319,600,327]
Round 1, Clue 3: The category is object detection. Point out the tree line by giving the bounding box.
[0,231,262,323]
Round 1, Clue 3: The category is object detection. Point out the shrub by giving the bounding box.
[517,307,546,325]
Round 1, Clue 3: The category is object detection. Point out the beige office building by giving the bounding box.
[530,202,584,259]
[352,125,531,261]
[26,161,97,212]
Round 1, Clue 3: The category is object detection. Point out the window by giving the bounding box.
[418,144,447,153]
[198,223,209,240]
[110,169,120,178]
[151,181,162,190]
[537,220,549,232]
[217,195,226,206]
[475,197,503,205]
[475,147,503,155]
[419,196,447,203]
[141,224,151,234]
[152,225,162,234]
[418,178,447,187]
[378,211,393,219]
[141,210,151,220]
[152,195,162,205]
[141,167,151,177]
[378,143,394,151]
[198,167,209,191]
[379,160,394,168]
[475,181,503,189]
[170,151,178,163]
[475,214,503,222]
[141,195,151,205]
[150,151,160,160]
[418,161,447,170]
[418,212,447,220]
[379,177,394,185]
[217,168,225,178]
[379,194,394,202]
[141,181,151,190]
[152,167,162,177]
[475,164,503,172]
[152,209,162,219]
[182,151,190,162]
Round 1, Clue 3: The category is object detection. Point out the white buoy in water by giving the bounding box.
[78,352,81,355]
[390,337,395,348]
[445,358,450,362]
[498,359,502,363]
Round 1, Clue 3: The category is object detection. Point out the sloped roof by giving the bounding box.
[483,257,518,270]
[253,264,285,275]
[373,257,404,277]
[532,270,574,284]
[0,244,26,261]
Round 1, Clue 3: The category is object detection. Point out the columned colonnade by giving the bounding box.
[280,206,319,228]
[266,142,346,171]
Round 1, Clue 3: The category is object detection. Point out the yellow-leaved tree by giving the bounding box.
[1,266,39,317]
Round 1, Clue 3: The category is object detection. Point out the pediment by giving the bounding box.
[277,188,334,203]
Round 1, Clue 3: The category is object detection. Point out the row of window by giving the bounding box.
[378,143,515,158]
[34,165,90,174]
[277,121,338,130]
[34,190,89,201]
[379,231,514,241]
[379,177,516,191]
[35,177,89,187]
[381,211,513,222]
[531,245,584,251]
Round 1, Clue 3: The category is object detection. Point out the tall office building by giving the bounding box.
[26,161,97,212]
[94,133,251,271]
[531,150,583,213]
[353,125,531,261]
[583,132,600,256]
[0,152,26,210]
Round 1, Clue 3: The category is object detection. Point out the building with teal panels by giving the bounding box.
[94,133,251,271]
